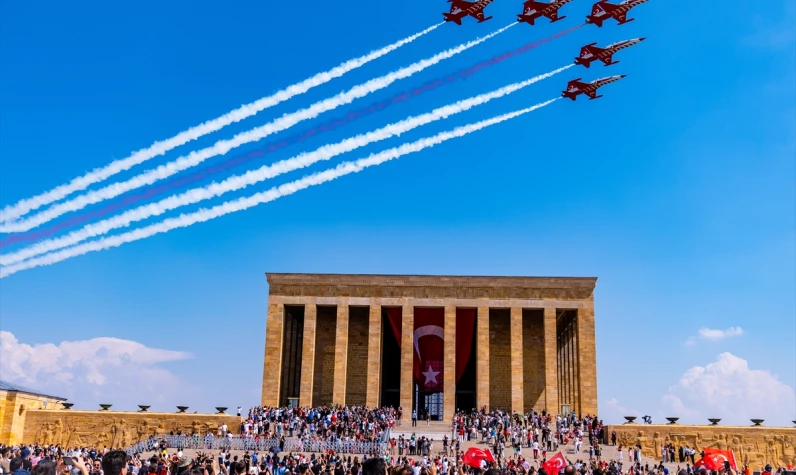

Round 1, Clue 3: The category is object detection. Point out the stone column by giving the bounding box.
[543,307,559,416]
[476,305,490,411]
[443,306,456,421]
[366,302,382,408]
[510,307,524,414]
[400,303,414,414]
[577,302,597,416]
[261,302,284,406]
[299,303,317,407]
[332,301,349,406]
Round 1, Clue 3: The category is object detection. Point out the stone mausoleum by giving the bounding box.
[261,273,598,421]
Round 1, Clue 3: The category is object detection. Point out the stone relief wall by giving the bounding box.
[606,425,796,469]
[22,410,241,448]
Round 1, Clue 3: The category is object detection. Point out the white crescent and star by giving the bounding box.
[413,324,444,386]
[422,365,440,384]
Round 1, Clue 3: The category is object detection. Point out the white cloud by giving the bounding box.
[601,397,643,423]
[0,331,192,411]
[685,326,743,345]
[662,352,796,426]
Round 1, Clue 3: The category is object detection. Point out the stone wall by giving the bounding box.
[345,308,369,406]
[312,306,337,406]
[489,310,511,411]
[0,391,65,445]
[21,410,241,448]
[606,424,796,470]
[522,309,545,413]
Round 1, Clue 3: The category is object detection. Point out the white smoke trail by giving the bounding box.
[0,23,443,224]
[0,97,558,278]
[0,66,570,267]
[0,23,516,234]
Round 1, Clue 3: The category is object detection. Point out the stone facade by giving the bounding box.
[20,410,240,448]
[0,387,65,445]
[262,273,598,420]
[606,424,796,469]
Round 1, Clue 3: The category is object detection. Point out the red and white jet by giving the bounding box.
[562,75,626,100]
[517,0,574,26]
[574,38,645,67]
[586,0,649,27]
[443,0,495,25]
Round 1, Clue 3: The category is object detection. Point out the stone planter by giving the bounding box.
[666,417,679,424]
[61,403,74,410]
[750,419,764,426]
[176,406,189,413]
[138,405,150,412]
[216,407,228,414]
[624,416,637,424]
[99,404,112,411]
[708,418,721,425]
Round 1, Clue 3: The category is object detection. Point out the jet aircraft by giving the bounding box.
[586,0,649,27]
[561,75,626,100]
[574,38,645,67]
[443,0,495,25]
[517,0,574,26]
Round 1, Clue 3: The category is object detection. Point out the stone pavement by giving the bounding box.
[148,430,671,472]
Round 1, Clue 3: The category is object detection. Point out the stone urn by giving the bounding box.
[666,417,679,424]
[708,418,721,425]
[176,406,189,413]
[216,407,228,414]
[624,416,637,424]
[138,405,150,412]
[99,404,112,411]
[750,419,764,426]
[61,403,74,410]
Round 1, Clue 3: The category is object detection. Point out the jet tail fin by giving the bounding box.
[586,15,603,27]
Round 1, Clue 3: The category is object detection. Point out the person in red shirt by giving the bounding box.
[762,465,772,475]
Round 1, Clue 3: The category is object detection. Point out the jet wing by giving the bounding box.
[585,89,598,99]
[614,11,627,22]
[545,9,560,21]
[470,10,487,21]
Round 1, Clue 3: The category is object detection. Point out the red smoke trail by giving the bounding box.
[1,24,583,248]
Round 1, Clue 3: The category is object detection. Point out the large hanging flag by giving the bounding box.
[385,307,477,391]
[413,308,445,391]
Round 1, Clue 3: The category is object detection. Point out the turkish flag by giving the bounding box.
[461,447,496,468]
[703,449,738,471]
[413,308,445,391]
[543,452,568,475]
[385,307,476,389]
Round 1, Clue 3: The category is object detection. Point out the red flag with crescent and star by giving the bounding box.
[412,308,445,391]
[703,449,738,471]
[542,452,568,475]
[385,307,475,392]
[461,447,496,468]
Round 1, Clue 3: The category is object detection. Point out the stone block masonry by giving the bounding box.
[263,274,598,419]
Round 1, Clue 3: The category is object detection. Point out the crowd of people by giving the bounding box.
[1,405,792,475]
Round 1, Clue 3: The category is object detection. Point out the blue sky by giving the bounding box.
[1,0,794,425]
